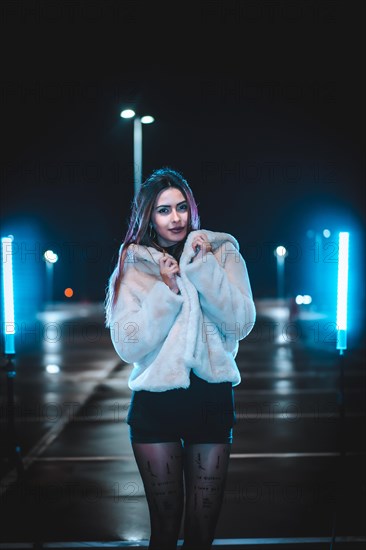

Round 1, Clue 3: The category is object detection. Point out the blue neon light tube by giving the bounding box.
[336,232,349,351]
[1,236,16,354]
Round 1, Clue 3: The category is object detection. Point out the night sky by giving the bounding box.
[1,0,365,306]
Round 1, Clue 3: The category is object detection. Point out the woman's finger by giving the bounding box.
[160,257,173,268]
[160,263,179,274]
[192,235,209,246]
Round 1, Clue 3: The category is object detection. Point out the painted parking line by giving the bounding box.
[237,370,364,378]
[235,412,364,419]
[2,411,363,423]
[1,535,366,547]
[0,360,121,498]
[32,450,366,461]
[235,388,364,395]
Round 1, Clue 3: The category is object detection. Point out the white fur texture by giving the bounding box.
[110,229,256,392]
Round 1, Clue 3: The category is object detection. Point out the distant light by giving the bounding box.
[141,115,155,124]
[44,250,58,263]
[323,229,331,238]
[46,364,60,374]
[295,294,312,305]
[120,109,135,119]
[1,236,16,354]
[275,245,287,257]
[64,287,74,298]
[336,232,349,351]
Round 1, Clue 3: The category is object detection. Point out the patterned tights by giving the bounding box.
[132,441,231,550]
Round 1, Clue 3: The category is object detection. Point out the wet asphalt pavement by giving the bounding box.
[0,300,365,549]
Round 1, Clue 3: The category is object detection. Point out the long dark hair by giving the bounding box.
[105,167,200,327]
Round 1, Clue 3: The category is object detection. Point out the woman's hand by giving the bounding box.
[191,233,212,261]
[159,254,180,294]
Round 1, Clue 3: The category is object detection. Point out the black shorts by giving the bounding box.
[127,370,236,444]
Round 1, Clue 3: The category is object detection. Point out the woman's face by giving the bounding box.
[151,187,189,247]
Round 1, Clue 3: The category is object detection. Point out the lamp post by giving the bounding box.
[44,250,58,306]
[1,235,16,355]
[1,234,24,476]
[336,232,349,354]
[120,109,155,197]
[274,245,288,301]
[330,231,350,548]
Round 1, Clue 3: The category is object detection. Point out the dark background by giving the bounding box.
[0,1,364,314]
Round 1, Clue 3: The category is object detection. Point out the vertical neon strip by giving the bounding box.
[1,236,16,354]
[336,232,349,351]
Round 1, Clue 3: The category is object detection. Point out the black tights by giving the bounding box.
[131,441,231,550]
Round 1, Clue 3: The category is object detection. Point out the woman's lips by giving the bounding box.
[169,227,184,232]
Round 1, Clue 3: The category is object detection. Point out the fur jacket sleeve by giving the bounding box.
[109,229,256,392]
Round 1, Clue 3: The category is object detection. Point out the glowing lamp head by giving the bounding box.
[275,245,287,258]
[141,115,155,124]
[44,250,58,263]
[336,231,349,351]
[120,109,135,119]
[1,235,16,353]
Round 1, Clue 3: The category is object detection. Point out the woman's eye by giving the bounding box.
[158,204,187,214]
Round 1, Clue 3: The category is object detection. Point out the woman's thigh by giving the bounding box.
[131,440,185,528]
[182,442,231,545]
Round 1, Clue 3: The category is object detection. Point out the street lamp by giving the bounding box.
[336,232,349,353]
[274,245,288,301]
[44,250,58,306]
[120,109,155,197]
[1,234,24,476]
[1,235,16,355]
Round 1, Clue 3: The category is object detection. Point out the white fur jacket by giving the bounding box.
[109,229,256,392]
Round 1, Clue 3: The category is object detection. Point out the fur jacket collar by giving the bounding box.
[109,229,256,392]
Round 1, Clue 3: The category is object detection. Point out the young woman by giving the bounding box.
[105,167,256,550]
